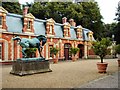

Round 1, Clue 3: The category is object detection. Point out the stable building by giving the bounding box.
[0,6,95,62]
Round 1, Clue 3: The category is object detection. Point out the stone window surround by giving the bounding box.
[63,23,71,38]
[22,13,35,34]
[0,7,8,30]
[46,18,55,36]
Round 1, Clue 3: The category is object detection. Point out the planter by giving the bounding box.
[118,54,120,67]
[53,58,58,64]
[118,60,120,67]
[72,56,76,62]
[97,62,108,73]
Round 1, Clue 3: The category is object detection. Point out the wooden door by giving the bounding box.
[64,48,69,60]
[78,44,84,58]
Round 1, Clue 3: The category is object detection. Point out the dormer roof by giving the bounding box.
[24,13,35,19]
[0,6,8,14]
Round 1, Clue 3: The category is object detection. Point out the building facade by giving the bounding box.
[0,6,95,62]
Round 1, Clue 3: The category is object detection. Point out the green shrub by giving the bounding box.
[50,47,60,55]
[25,48,37,58]
[69,47,79,56]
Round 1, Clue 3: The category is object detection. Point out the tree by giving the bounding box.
[29,2,103,39]
[2,2,22,15]
[114,1,120,44]
[102,23,117,38]
[92,38,112,63]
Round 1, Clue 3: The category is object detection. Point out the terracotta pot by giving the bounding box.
[97,62,108,73]
[118,60,120,67]
[53,58,58,64]
[72,57,76,61]
[72,55,77,62]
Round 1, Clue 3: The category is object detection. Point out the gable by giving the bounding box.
[24,13,35,19]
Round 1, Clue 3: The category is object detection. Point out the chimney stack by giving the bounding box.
[69,19,76,27]
[62,17,67,24]
[23,6,29,15]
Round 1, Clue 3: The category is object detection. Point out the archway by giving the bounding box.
[78,44,84,58]
[64,43,71,60]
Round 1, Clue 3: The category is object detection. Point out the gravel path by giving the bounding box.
[1,59,119,88]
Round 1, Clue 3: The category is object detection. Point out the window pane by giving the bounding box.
[27,21,31,29]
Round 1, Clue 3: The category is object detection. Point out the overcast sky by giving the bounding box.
[19,0,120,24]
[96,0,119,24]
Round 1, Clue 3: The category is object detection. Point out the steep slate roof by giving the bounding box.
[70,26,77,40]
[34,19,46,36]
[54,23,63,38]
[6,13,93,41]
[6,13,23,33]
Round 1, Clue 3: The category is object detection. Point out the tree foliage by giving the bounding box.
[92,38,112,63]
[114,1,120,44]
[69,47,79,56]
[2,2,22,14]
[29,2,103,39]
[102,23,117,38]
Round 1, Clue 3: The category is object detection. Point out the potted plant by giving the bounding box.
[92,38,112,73]
[25,48,37,58]
[50,47,60,63]
[115,44,120,67]
[69,47,79,61]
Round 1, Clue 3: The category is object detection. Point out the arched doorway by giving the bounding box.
[64,43,71,60]
[78,44,84,58]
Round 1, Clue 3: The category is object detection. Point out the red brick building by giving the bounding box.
[0,6,95,62]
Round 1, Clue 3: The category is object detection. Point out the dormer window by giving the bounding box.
[63,22,71,38]
[88,31,93,41]
[76,25,83,39]
[0,7,8,30]
[22,13,35,34]
[46,18,55,36]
